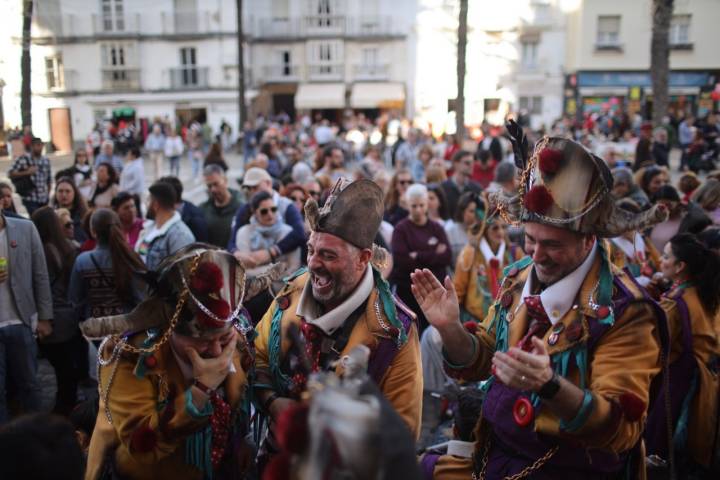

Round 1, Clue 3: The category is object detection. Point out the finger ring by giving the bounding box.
[520,375,527,382]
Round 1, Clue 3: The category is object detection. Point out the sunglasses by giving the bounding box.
[308,190,321,197]
[290,195,305,202]
[258,206,278,216]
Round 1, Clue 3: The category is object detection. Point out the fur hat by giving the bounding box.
[496,121,667,237]
[80,243,284,339]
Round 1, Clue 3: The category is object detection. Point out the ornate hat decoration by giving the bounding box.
[80,244,285,343]
[496,120,667,237]
[304,178,384,250]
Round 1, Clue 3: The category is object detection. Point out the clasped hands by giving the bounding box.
[410,268,553,393]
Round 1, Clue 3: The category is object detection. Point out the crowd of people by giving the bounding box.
[0,108,718,479]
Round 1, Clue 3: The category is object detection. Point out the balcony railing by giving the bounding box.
[101,68,140,91]
[32,11,219,39]
[251,15,402,39]
[262,65,301,82]
[307,64,344,81]
[353,64,389,81]
[92,13,141,36]
[169,67,209,90]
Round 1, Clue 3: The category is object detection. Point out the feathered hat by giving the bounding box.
[496,120,667,237]
[80,243,285,340]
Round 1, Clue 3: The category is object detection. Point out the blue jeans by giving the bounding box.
[0,324,41,423]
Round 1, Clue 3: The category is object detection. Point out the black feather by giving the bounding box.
[505,119,528,171]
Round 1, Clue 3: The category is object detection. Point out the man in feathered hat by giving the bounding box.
[410,122,669,479]
[81,245,275,480]
[253,179,423,460]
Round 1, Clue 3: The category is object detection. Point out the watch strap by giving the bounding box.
[537,371,561,400]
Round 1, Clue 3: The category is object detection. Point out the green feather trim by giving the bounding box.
[373,267,408,345]
[268,305,291,394]
[597,242,615,326]
[185,425,213,478]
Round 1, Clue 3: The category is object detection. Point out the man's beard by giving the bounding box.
[310,267,353,306]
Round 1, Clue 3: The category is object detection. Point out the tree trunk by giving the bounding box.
[650,0,673,128]
[21,0,33,129]
[455,0,468,143]
[236,0,247,134]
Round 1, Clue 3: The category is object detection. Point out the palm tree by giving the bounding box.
[455,0,468,143]
[650,0,673,128]
[236,0,247,133]
[21,0,33,129]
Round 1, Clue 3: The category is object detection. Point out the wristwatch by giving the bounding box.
[537,371,561,400]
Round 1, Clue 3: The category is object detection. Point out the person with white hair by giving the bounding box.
[93,140,124,173]
[389,183,452,334]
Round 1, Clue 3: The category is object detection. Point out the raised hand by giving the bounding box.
[410,268,460,330]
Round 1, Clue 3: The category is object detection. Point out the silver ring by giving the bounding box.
[520,375,527,382]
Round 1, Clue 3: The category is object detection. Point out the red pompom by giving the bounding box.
[130,424,158,453]
[275,403,310,454]
[262,452,292,480]
[197,297,231,329]
[538,148,563,174]
[523,185,554,215]
[488,258,500,269]
[463,321,478,333]
[618,392,645,421]
[190,262,224,294]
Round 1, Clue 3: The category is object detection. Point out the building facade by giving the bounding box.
[563,0,720,121]
[0,0,415,149]
[245,0,414,123]
[413,0,568,135]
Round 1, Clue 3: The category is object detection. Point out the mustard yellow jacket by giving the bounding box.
[254,271,423,439]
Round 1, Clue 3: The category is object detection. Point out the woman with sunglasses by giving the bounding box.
[30,206,83,415]
[235,191,301,292]
[644,233,720,477]
[453,196,524,322]
[383,168,413,226]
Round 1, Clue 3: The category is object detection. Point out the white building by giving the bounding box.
[563,0,720,120]
[245,0,414,123]
[0,0,415,150]
[412,0,568,134]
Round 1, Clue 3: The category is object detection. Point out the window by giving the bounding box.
[519,96,543,115]
[362,47,379,67]
[174,0,198,33]
[101,42,137,88]
[280,50,292,75]
[101,0,125,31]
[521,40,538,69]
[308,40,343,78]
[272,0,289,19]
[180,47,198,86]
[45,56,64,90]
[670,14,691,45]
[596,15,620,47]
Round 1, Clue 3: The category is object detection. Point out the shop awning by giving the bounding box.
[350,82,405,109]
[294,83,346,109]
